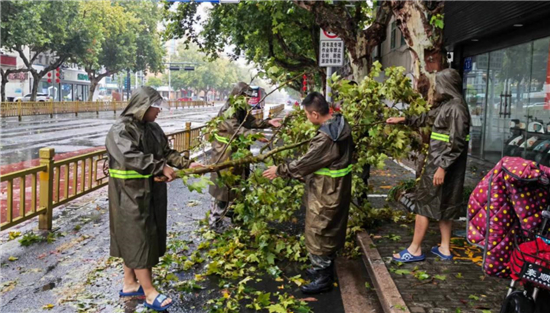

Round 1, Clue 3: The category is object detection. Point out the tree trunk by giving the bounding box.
[390,1,446,178]
[30,71,40,101]
[390,0,446,104]
[1,70,7,102]
[88,78,99,102]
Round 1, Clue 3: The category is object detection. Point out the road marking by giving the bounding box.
[391,158,416,175]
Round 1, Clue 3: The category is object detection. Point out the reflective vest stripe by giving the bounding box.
[108,169,151,179]
[430,132,470,142]
[314,164,353,178]
[430,132,450,142]
[214,133,229,144]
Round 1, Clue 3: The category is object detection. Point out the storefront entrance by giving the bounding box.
[463,36,550,166]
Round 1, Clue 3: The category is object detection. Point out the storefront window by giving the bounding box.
[40,81,59,100]
[525,37,550,166]
[74,85,82,101]
[465,36,550,166]
[463,54,488,158]
[61,83,72,101]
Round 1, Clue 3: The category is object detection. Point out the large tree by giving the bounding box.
[76,0,164,101]
[389,0,446,101]
[293,0,392,80]
[164,1,325,92]
[1,0,89,100]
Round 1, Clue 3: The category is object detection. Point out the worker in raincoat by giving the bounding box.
[263,92,354,294]
[105,87,202,311]
[209,82,281,228]
[386,68,471,263]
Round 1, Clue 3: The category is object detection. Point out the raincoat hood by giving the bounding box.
[120,87,163,121]
[319,114,350,142]
[434,68,465,106]
[219,82,253,114]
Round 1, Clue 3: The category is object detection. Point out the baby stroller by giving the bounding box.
[466,157,550,313]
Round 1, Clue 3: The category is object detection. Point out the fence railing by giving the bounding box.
[0,123,205,231]
[269,104,285,118]
[1,100,212,120]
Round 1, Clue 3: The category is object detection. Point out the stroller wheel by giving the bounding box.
[500,291,535,313]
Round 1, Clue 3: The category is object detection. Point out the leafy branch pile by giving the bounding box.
[165,64,429,312]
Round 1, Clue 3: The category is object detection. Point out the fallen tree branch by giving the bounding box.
[178,139,311,176]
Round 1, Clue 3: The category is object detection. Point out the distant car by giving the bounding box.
[177,97,192,101]
[13,93,51,102]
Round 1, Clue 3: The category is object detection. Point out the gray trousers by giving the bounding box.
[310,253,335,270]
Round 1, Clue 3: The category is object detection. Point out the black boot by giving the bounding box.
[300,266,334,294]
[304,268,317,279]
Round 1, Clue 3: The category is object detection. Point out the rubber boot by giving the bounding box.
[305,268,317,279]
[300,265,334,294]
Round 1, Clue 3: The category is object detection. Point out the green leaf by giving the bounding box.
[394,269,411,276]
[8,256,18,262]
[434,275,446,281]
[267,304,287,313]
[414,271,430,281]
[469,295,480,301]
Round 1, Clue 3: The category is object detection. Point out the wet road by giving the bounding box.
[0,174,346,313]
[0,105,221,166]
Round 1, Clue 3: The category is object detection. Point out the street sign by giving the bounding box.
[169,65,180,71]
[183,66,195,71]
[320,29,340,41]
[319,29,344,67]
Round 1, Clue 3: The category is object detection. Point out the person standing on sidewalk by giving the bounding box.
[386,68,471,263]
[209,82,281,230]
[106,87,202,311]
[263,92,354,294]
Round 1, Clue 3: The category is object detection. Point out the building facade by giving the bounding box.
[32,54,91,101]
[1,47,31,101]
[445,1,550,166]
[1,49,92,101]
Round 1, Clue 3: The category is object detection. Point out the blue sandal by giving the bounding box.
[144,294,173,311]
[431,246,453,261]
[392,249,426,263]
[119,285,144,297]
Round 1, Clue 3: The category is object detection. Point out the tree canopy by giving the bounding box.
[164,1,324,92]
[1,0,90,100]
[75,0,165,100]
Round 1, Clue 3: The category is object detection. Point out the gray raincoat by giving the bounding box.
[105,87,191,268]
[406,69,471,220]
[209,83,271,202]
[277,114,354,256]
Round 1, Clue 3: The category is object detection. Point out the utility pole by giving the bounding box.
[168,38,174,100]
[126,69,130,100]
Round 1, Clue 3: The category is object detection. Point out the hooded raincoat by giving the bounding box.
[277,114,354,256]
[105,87,191,269]
[209,83,271,202]
[406,69,471,220]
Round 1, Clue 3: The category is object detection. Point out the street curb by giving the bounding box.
[357,231,410,313]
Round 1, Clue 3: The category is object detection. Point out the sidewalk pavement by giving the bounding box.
[361,158,508,313]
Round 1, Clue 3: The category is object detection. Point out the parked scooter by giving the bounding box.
[499,199,550,313]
